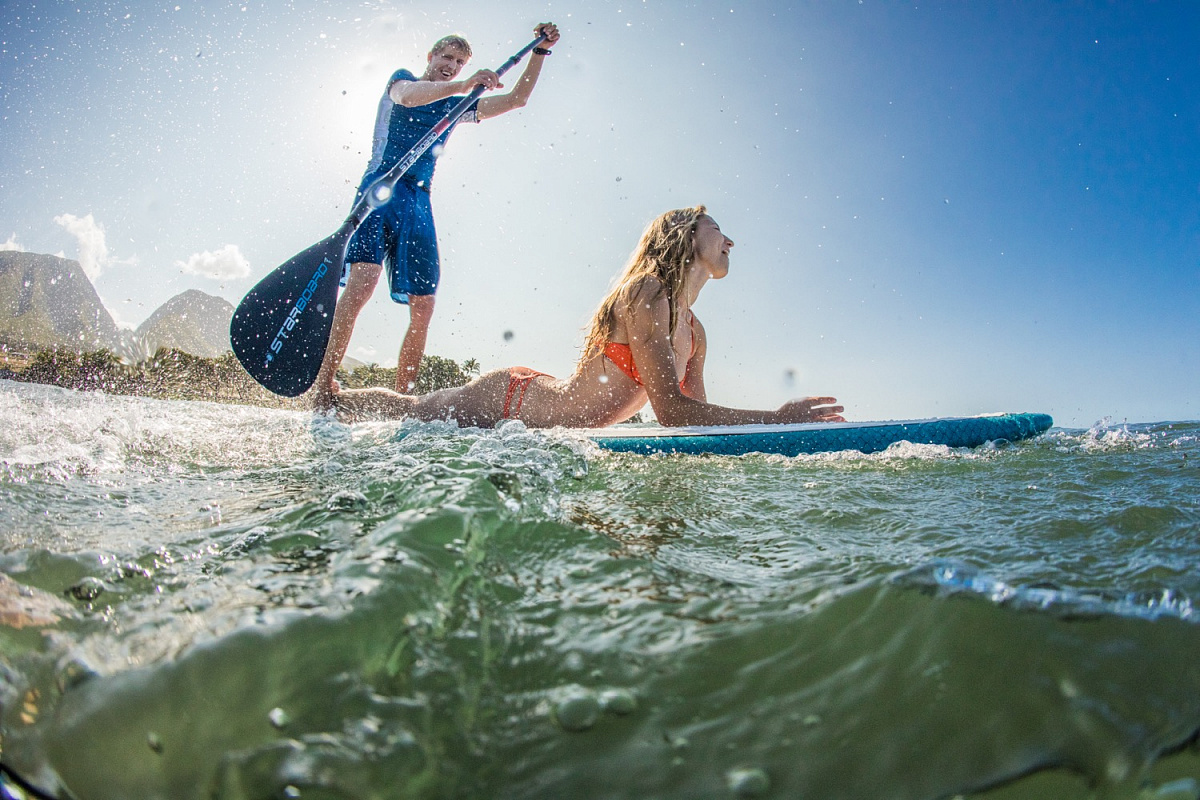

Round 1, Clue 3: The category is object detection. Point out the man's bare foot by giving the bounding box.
[310,379,341,413]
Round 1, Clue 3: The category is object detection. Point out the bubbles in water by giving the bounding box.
[68,576,107,601]
[1146,779,1200,800]
[598,688,637,715]
[326,489,368,511]
[553,690,600,732]
[55,656,97,693]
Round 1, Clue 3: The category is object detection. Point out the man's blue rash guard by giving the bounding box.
[358,69,479,194]
[345,69,480,303]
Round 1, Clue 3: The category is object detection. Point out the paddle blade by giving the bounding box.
[230,226,351,397]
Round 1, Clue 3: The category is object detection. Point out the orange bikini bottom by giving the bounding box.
[501,367,550,420]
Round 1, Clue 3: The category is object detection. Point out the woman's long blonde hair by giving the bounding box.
[579,205,707,363]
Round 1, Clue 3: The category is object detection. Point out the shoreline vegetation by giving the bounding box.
[0,346,481,409]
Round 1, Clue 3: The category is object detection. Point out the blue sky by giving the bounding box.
[2,0,1197,427]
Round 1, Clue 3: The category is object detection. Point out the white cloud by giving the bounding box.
[54,213,110,281]
[175,244,251,280]
[1,233,23,251]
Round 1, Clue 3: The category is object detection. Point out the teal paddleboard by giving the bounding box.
[585,412,1053,457]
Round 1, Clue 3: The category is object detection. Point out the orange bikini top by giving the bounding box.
[602,313,696,388]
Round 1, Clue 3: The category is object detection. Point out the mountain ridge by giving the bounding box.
[0,251,233,358]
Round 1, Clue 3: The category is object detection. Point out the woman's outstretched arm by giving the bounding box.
[678,314,708,403]
[627,286,843,426]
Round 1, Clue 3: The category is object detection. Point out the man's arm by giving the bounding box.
[390,70,500,108]
[476,22,560,121]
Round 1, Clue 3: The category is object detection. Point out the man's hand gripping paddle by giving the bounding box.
[229,32,549,397]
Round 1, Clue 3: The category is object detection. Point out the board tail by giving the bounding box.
[229,222,353,397]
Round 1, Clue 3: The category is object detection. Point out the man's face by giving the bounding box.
[426,46,470,82]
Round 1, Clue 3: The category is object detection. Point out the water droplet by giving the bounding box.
[503,330,514,341]
[370,185,392,206]
[269,707,290,728]
[726,767,770,797]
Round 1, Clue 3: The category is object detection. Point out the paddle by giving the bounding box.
[230,32,549,397]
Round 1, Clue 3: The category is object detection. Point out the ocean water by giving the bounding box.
[0,379,1198,800]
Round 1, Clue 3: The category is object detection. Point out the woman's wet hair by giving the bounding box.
[579,205,707,364]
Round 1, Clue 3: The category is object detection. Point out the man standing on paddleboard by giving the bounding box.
[312,22,561,409]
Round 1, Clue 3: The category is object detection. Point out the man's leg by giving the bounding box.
[395,293,435,392]
[311,262,382,409]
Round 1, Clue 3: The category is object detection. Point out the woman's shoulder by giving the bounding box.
[613,277,671,328]
[624,274,669,304]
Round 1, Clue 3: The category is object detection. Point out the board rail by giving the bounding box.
[583,412,1054,457]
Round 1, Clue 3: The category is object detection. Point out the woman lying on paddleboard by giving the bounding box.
[328,205,845,427]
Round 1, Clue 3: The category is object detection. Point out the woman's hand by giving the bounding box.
[777,397,845,423]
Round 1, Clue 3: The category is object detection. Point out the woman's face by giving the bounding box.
[693,215,734,278]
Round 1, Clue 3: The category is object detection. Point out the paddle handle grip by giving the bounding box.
[350,33,550,225]
[493,33,550,79]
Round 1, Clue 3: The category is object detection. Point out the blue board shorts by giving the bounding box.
[343,181,439,304]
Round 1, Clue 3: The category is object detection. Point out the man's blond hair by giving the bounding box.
[430,35,472,58]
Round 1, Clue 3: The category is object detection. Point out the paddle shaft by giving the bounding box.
[347,33,549,228]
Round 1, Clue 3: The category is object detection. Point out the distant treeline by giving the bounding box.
[0,347,481,409]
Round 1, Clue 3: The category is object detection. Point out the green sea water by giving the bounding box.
[0,380,1198,800]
